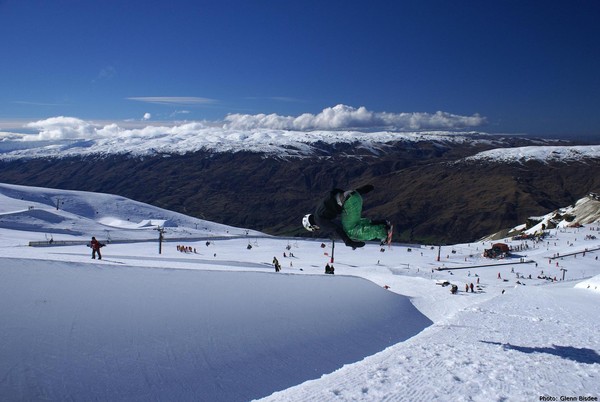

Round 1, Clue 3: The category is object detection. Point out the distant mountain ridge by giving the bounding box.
[0,127,580,160]
[1,132,599,244]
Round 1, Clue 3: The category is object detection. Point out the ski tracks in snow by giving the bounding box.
[260,284,600,402]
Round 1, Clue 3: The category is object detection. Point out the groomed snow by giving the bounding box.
[576,275,600,293]
[1,183,599,401]
[0,258,430,402]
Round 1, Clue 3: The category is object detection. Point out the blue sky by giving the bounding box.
[1,0,599,138]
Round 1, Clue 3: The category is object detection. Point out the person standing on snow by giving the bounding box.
[302,184,392,249]
[272,257,281,272]
[90,236,104,260]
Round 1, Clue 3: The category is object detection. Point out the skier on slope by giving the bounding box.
[302,184,392,249]
[90,236,105,260]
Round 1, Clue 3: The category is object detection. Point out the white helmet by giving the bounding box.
[302,214,319,231]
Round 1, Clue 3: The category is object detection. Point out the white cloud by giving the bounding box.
[127,97,217,106]
[19,117,209,142]
[24,117,97,140]
[170,110,191,118]
[224,104,486,131]
[15,105,486,144]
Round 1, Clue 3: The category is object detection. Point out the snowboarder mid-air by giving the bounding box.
[302,184,392,249]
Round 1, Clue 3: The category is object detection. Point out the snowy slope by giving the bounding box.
[513,193,600,236]
[0,258,431,402]
[464,145,600,164]
[1,183,599,401]
[0,183,261,243]
[264,283,600,401]
[576,275,600,293]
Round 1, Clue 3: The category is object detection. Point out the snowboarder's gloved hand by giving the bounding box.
[355,184,374,195]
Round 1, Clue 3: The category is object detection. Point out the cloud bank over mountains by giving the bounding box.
[3,105,486,142]
[0,103,598,162]
[0,104,508,159]
[223,104,486,131]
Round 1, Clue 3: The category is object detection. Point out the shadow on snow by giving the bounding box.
[480,341,600,365]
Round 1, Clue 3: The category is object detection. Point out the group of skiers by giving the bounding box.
[448,280,480,295]
[176,245,197,253]
[450,282,477,294]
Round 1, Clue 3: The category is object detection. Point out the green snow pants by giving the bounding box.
[341,192,387,242]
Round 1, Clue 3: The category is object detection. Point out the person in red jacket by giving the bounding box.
[90,236,104,260]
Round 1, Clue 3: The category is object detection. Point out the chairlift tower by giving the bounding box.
[155,226,165,254]
[560,268,567,281]
[330,239,335,263]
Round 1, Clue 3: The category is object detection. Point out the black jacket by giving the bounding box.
[313,185,374,248]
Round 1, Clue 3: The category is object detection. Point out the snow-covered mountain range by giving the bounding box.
[1,113,599,162]
[0,127,508,159]
[2,114,599,246]
[1,183,599,401]
[464,145,600,164]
